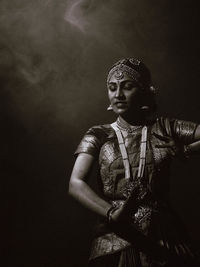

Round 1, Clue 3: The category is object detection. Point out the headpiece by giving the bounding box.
[107,58,156,94]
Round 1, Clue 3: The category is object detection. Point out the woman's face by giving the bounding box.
[107,72,141,116]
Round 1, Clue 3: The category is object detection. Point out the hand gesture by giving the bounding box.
[153,132,182,157]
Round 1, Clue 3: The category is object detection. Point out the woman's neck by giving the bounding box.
[119,112,146,126]
[119,113,155,126]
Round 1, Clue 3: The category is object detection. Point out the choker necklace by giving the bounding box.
[116,118,143,133]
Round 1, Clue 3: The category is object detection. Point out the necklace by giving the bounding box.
[116,118,143,133]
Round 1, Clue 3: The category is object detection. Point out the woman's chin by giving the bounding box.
[113,108,128,115]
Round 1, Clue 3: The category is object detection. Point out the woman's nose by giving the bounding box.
[115,87,123,98]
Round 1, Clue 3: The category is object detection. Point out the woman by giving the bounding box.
[69,58,200,266]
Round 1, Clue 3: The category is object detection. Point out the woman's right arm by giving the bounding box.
[69,153,142,223]
[69,153,168,260]
[69,153,112,218]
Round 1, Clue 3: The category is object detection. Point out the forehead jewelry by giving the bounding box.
[107,64,141,85]
[114,69,124,80]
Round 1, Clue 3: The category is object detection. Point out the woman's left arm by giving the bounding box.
[154,124,200,157]
[194,125,200,140]
[186,125,200,155]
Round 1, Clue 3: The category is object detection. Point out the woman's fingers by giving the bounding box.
[153,132,176,152]
[153,132,172,142]
[155,144,173,148]
[155,144,177,156]
[111,205,127,222]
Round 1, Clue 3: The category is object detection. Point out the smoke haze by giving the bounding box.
[0,0,200,266]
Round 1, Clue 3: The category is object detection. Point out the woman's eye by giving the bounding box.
[124,83,133,90]
[124,82,137,90]
[108,85,116,91]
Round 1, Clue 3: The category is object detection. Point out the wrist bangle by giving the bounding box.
[183,145,191,159]
[106,206,118,223]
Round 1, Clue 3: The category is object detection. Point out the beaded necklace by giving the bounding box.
[116,118,143,133]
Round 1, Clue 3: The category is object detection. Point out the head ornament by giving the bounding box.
[107,58,157,112]
[107,58,156,93]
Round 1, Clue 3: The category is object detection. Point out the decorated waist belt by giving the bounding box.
[111,122,148,179]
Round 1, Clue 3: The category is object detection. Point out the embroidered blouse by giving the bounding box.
[74,117,197,260]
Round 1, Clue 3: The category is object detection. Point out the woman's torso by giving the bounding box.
[75,117,197,261]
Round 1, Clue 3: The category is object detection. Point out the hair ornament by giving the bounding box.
[107,64,141,85]
[129,58,141,65]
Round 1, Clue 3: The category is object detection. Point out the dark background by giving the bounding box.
[0,0,200,266]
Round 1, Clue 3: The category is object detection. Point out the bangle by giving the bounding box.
[106,206,118,223]
[183,145,191,159]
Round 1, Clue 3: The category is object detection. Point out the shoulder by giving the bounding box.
[85,124,115,141]
[74,123,116,158]
[154,117,173,135]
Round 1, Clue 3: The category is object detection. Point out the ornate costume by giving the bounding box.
[75,116,199,267]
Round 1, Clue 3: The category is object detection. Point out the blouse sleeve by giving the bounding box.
[167,118,198,144]
[74,127,102,158]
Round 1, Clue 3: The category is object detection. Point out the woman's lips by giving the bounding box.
[115,102,127,107]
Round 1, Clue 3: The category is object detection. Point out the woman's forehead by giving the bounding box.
[108,72,135,83]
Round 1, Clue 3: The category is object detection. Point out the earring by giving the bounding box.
[140,105,150,111]
[107,104,113,111]
[150,85,157,94]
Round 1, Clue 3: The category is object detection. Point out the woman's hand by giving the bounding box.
[153,132,182,157]
[153,131,200,158]
[109,201,136,224]
[110,204,127,223]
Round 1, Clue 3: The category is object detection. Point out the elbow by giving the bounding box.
[194,125,200,141]
[68,179,75,197]
[68,179,80,198]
